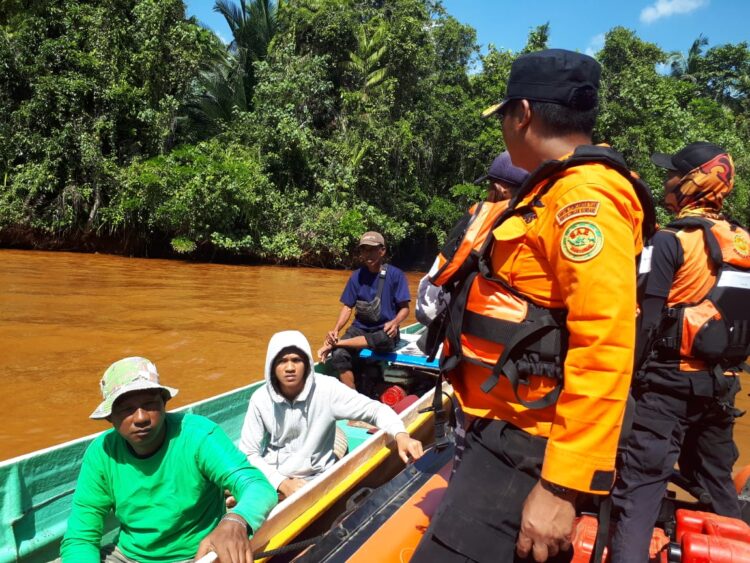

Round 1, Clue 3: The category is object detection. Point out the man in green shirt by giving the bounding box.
[61,357,277,563]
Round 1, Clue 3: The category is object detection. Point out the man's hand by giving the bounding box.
[516,480,576,562]
[317,343,334,362]
[278,477,307,500]
[326,330,339,346]
[382,320,399,338]
[195,515,252,563]
[394,432,424,464]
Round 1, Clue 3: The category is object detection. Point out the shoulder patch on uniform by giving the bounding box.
[555,200,600,226]
[561,221,604,262]
[733,232,749,259]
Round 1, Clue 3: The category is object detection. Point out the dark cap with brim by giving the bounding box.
[482,49,601,119]
[651,142,728,176]
[474,151,529,186]
[358,231,385,247]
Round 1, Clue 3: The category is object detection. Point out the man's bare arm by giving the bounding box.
[326,305,353,344]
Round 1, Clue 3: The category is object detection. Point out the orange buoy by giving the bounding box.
[681,532,750,563]
[676,509,750,542]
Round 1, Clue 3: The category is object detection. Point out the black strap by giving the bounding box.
[421,372,451,451]
[463,311,524,344]
[479,314,563,409]
[441,271,479,370]
[375,264,388,300]
[591,496,612,563]
[423,309,448,363]
[711,363,731,400]
[254,535,321,559]
[668,217,723,266]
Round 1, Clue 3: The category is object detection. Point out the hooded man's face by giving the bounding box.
[274,352,307,399]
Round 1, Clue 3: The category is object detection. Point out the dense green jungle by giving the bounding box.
[1,0,748,267]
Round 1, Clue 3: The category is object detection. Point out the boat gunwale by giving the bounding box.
[0,382,262,467]
[251,384,449,556]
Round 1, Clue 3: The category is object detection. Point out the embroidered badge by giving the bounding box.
[555,200,600,226]
[733,232,750,258]
[561,221,604,262]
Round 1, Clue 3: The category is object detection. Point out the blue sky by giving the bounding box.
[185,0,749,58]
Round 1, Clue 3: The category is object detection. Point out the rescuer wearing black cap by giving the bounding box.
[412,48,653,563]
[610,143,749,563]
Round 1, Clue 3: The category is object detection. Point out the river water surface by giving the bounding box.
[0,249,421,460]
[2,249,749,475]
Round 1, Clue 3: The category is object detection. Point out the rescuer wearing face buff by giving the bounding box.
[610,142,750,563]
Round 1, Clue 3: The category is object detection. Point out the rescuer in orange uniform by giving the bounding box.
[411,49,649,563]
[610,143,748,563]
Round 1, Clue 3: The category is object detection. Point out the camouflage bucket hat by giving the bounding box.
[90,357,179,419]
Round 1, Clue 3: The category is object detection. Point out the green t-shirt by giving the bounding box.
[61,413,277,563]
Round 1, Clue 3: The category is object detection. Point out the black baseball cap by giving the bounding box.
[474,151,529,186]
[482,49,601,118]
[651,142,728,175]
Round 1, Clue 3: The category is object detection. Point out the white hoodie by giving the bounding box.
[239,330,407,490]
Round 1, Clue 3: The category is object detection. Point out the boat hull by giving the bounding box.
[0,336,445,562]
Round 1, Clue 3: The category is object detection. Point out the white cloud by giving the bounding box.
[585,33,606,58]
[640,0,709,24]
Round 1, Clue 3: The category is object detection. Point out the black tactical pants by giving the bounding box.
[411,418,573,563]
[610,374,741,563]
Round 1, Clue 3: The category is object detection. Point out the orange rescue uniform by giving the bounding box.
[451,151,646,494]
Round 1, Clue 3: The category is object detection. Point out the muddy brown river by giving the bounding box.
[1,249,749,475]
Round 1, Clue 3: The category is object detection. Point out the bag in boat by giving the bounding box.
[355,265,388,324]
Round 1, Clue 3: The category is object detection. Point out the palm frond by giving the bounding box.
[365,68,387,88]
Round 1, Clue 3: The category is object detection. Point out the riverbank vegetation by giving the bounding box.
[1,0,749,267]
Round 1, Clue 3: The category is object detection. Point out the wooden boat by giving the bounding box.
[0,324,448,563]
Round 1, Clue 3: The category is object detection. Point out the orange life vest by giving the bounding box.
[650,217,750,368]
[436,146,656,409]
[430,200,509,288]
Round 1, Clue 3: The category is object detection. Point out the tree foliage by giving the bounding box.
[1,1,748,264]
[0,0,215,233]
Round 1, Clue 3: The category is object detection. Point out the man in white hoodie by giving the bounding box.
[240,330,424,499]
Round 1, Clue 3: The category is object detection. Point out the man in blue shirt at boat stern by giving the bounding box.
[319,231,411,390]
[60,357,277,563]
